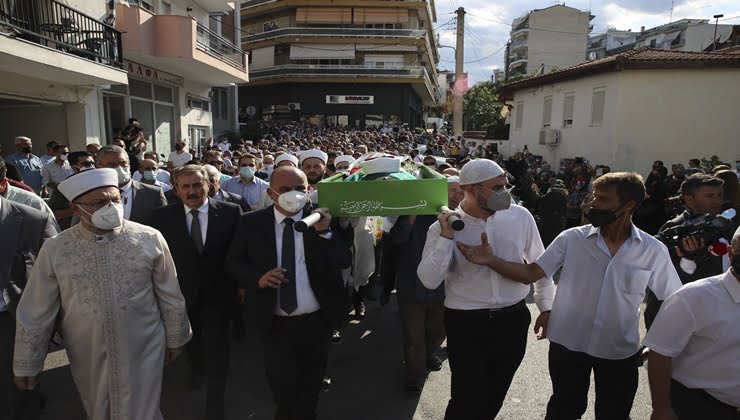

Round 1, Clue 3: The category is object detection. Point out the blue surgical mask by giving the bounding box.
[143,170,157,181]
[240,166,255,179]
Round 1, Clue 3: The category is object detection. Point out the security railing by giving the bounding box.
[0,0,123,68]
[243,27,427,43]
[196,22,246,71]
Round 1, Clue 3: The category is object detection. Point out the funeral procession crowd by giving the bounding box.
[1,121,739,420]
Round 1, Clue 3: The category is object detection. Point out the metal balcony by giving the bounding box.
[196,22,245,71]
[510,39,528,50]
[0,0,123,68]
[243,27,427,44]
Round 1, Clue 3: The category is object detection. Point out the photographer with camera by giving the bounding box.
[645,173,734,329]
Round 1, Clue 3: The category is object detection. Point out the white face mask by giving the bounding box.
[59,154,68,162]
[274,190,307,214]
[115,166,131,185]
[77,202,124,231]
[264,164,274,173]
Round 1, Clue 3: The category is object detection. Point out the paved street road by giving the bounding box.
[39,291,652,420]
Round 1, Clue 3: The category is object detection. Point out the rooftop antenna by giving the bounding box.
[669,0,675,23]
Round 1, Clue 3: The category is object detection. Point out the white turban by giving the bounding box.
[459,159,505,185]
[334,155,356,167]
[447,176,460,184]
[299,149,328,165]
[275,154,299,167]
[58,168,119,202]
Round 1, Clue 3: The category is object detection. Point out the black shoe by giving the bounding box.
[426,354,443,372]
[331,329,342,344]
[186,372,205,390]
[321,376,332,392]
[354,301,366,320]
[405,380,423,396]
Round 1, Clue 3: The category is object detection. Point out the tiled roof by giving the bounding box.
[502,47,740,95]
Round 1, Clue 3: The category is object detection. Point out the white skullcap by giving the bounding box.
[275,154,299,167]
[58,168,118,202]
[334,155,355,167]
[249,147,258,153]
[447,176,460,184]
[299,149,328,165]
[459,159,505,185]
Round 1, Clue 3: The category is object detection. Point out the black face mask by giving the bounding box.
[21,147,32,154]
[586,206,625,228]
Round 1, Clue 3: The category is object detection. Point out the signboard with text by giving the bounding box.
[125,61,184,87]
[326,95,374,105]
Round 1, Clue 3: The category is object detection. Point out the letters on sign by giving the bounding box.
[125,61,184,87]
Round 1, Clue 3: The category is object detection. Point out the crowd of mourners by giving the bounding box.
[1,118,739,420]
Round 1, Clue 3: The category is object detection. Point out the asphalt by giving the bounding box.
[38,290,652,420]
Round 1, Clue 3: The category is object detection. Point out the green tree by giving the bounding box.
[462,81,505,133]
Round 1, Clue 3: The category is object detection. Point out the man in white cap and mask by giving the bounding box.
[333,155,355,172]
[417,158,555,418]
[13,168,192,420]
[275,153,299,168]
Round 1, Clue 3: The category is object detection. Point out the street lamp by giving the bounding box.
[713,14,724,51]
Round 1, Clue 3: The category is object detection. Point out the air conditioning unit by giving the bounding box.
[288,102,301,110]
[538,128,560,146]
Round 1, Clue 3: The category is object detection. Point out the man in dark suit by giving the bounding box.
[152,165,240,420]
[227,167,351,420]
[204,164,250,212]
[96,145,167,225]
[0,159,58,419]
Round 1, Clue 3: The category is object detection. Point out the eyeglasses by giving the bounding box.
[78,162,95,169]
[76,198,121,211]
[208,161,224,166]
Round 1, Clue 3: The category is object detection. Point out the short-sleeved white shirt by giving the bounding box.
[643,271,740,408]
[167,151,192,168]
[536,224,682,360]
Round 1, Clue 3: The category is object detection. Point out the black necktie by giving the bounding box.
[190,209,204,255]
[280,217,297,314]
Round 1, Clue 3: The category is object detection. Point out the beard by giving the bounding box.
[307,172,324,185]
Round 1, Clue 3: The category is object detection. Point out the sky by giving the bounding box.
[434,0,740,84]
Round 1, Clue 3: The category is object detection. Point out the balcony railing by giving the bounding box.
[243,27,427,44]
[0,0,123,68]
[510,39,528,49]
[512,21,529,34]
[241,0,277,8]
[196,22,245,71]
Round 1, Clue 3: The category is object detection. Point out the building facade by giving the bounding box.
[634,19,734,53]
[112,0,248,155]
[239,0,441,128]
[507,5,593,78]
[502,48,740,174]
[0,0,127,154]
[587,29,638,59]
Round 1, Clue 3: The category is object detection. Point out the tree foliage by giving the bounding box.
[462,81,505,132]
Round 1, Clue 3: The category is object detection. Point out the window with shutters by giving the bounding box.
[542,96,552,128]
[591,88,606,126]
[563,94,575,128]
[515,101,524,130]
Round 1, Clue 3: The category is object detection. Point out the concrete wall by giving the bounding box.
[526,6,590,75]
[509,68,740,175]
[178,79,213,142]
[0,106,67,156]
[509,72,619,167]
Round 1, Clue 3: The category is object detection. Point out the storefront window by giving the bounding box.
[365,114,383,128]
[129,79,152,99]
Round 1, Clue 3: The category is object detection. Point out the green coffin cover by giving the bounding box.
[317,167,448,217]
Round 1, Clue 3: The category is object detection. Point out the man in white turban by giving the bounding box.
[13,168,192,420]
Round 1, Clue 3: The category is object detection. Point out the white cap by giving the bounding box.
[275,154,299,167]
[299,149,328,165]
[447,175,460,184]
[334,155,355,167]
[58,168,119,202]
[459,159,505,185]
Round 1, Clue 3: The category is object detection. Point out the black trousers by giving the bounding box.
[264,312,330,420]
[443,300,530,420]
[0,312,15,420]
[545,342,638,420]
[672,380,740,420]
[397,297,446,382]
[186,305,230,420]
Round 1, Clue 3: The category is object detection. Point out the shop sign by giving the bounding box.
[326,95,374,105]
[125,61,184,87]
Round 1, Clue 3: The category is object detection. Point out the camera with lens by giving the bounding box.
[655,209,736,255]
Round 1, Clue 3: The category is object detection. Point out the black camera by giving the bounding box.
[655,209,736,253]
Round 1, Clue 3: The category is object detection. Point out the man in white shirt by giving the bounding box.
[643,225,740,420]
[132,152,170,186]
[221,154,270,210]
[136,159,172,192]
[417,159,555,419]
[463,171,682,420]
[167,140,193,171]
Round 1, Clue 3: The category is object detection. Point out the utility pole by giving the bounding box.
[453,7,465,138]
[712,14,724,51]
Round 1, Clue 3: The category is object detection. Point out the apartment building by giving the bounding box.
[239,0,441,128]
[0,0,127,154]
[587,29,638,59]
[112,0,248,154]
[634,19,734,53]
[507,5,593,78]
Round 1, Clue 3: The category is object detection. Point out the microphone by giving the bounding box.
[708,242,729,257]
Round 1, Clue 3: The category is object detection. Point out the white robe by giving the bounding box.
[341,216,376,291]
[13,221,192,420]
